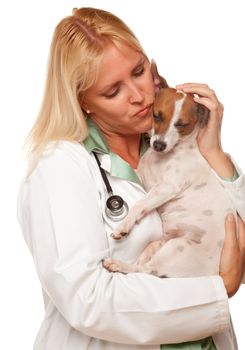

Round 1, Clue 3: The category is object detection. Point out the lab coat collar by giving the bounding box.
[83,119,148,185]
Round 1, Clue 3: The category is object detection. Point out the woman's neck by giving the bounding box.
[102,131,141,169]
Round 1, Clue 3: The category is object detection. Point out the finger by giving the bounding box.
[176,83,217,98]
[237,216,245,251]
[176,83,209,89]
[224,213,239,248]
[177,85,218,100]
[194,96,222,110]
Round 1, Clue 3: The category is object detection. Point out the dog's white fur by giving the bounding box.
[103,88,236,277]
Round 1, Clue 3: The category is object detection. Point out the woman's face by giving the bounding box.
[82,42,155,136]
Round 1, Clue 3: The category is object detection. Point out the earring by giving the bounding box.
[86,110,91,114]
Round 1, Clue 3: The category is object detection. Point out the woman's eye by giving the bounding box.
[133,66,145,77]
[104,88,120,99]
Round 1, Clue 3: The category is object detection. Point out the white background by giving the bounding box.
[1,0,244,348]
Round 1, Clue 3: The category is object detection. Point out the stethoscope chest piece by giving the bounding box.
[93,151,129,222]
[106,195,129,221]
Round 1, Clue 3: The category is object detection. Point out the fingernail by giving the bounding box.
[227,213,235,222]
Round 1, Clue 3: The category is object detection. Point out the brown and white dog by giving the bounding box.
[103,79,236,278]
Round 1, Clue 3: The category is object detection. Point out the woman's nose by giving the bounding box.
[129,83,144,103]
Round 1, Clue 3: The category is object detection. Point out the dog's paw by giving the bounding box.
[110,212,141,240]
[110,221,132,240]
[102,258,122,272]
[110,230,128,240]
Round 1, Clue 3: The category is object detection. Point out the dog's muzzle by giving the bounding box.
[153,140,167,152]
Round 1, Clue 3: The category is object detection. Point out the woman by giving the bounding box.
[18,7,245,350]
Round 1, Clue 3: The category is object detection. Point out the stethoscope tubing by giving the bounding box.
[92,151,129,221]
[93,151,113,195]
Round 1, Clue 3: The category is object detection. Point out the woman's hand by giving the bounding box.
[176,83,234,178]
[176,83,223,157]
[219,214,245,298]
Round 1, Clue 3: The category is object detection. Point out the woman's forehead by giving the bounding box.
[90,43,145,91]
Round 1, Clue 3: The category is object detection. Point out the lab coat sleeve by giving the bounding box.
[18,142,231,345]
[212,157,245,222]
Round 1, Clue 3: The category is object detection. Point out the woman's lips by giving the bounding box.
[134,104,152,118]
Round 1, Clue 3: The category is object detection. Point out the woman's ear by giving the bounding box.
[80,97,92,115]
[150,59,169,91]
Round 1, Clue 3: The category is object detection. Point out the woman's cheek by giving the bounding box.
[145,71,156,96]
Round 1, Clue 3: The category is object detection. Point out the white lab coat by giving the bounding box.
[17,141,245,350]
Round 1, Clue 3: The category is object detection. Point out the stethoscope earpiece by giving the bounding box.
[93,152,129,222]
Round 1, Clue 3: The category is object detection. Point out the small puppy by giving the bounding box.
[103,84,236,278]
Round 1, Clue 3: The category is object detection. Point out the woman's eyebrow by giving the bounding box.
[132,56,145,71]
[98,81,120,95]
[98,56,145,94]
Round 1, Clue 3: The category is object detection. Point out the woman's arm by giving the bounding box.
[18,142,233,345]
[220,214,245,297]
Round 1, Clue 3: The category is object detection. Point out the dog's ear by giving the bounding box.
[151,59,169,90]
[196,103,210,128]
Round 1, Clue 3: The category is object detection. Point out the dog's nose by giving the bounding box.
[153,140,166,152]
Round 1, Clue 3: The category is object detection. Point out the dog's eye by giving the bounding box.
[175,120,190,128]
[153,111,164,122]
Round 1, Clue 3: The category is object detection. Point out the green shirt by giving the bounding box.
[160,336,216,349]
[84,118,148,185]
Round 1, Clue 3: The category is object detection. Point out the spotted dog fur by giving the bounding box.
[103,88,236,278]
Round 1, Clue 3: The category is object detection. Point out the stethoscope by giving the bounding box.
[93,152,129,221]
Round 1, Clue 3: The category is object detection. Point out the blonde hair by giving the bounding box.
[25,7,145,162]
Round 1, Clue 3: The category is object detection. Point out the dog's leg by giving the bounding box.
[111,180,191,240]
[102,257,158,275]
[103,236,210,277]
[137,239,163,264]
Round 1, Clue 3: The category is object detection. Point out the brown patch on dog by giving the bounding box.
[164,223,206,244]
[194,182,207,190]
[177,224,207,244]
[179,213,189,218]
[170,206,187,212]
[153,88,183,135]
[176,94,198,136]
[217,240,223,248]
[203,210,213,216]
[177,245,184,252]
